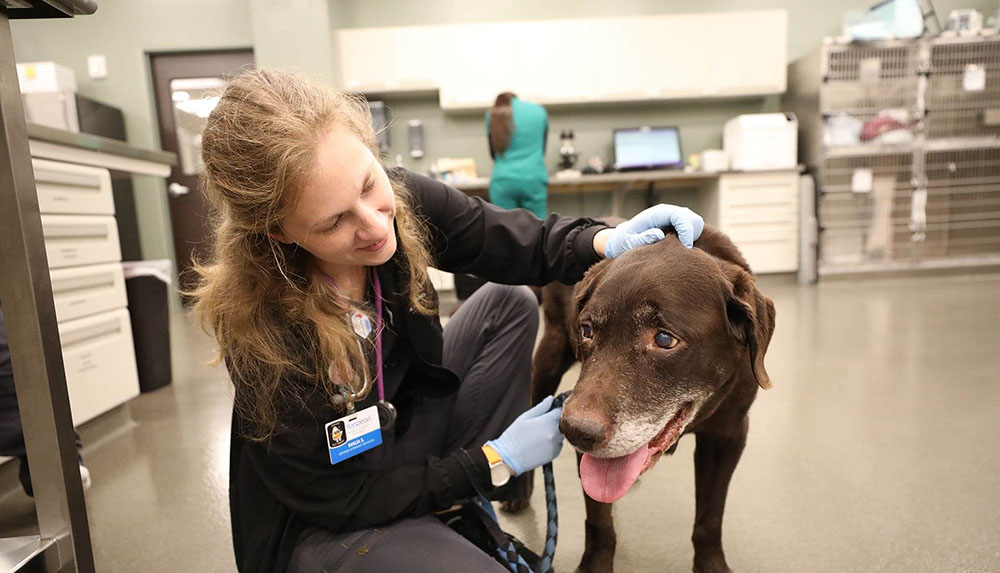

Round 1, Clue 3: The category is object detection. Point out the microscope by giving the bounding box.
[556,129,581,179]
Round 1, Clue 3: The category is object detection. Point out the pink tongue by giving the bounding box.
[579,447,650,503]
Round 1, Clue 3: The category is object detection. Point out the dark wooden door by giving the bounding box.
[149,50,254,300]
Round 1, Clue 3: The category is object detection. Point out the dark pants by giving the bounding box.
[287,283,539,573]
[0,374,83,496]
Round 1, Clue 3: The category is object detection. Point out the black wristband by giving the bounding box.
[454,448,493,496]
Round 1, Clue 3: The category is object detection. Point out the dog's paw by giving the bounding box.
[577,557,614,573]
[693,553,732,573]
[499,498,530,513]
[578,542,615,572]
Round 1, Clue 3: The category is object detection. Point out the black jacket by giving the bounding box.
[229,169,607,572]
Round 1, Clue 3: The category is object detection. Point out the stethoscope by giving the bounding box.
[324,267,397,430]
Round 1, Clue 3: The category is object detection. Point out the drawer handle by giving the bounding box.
[724,199,795,208]
[61,319,122,348]
[727,219,794,227]
[43,224,109,239]
[168,183,190,197]
[734,238,787,245]
[724,182,790,191]
[35,169,103,189]
[51,272,116,294]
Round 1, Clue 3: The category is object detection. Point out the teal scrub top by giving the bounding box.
[486,97,549,186]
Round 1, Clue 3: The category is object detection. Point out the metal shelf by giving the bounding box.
[0,2,99,573]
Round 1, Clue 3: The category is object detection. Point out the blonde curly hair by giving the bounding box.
[189,69,434,440]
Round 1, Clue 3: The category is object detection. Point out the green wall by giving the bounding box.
[251,0,336,83]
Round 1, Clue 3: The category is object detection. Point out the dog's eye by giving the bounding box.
[654,331,678,349]
[581,324,593,339]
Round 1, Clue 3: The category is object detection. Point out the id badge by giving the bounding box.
[350,310,372,338]
[325,405,382,465]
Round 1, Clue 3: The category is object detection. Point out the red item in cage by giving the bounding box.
[860,116,907,141]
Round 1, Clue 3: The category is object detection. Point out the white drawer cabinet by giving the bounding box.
[40,214,121,269]
[50,262,127,322]
[30,159,140,427]
[32,158,114,215]
[715,171,800,274]
[58,308,140,425]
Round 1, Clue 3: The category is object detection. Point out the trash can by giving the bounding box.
[121,260,172,393]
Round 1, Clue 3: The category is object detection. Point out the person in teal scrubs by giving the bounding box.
[486,93,549,218]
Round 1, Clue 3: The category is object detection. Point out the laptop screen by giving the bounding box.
[613,127,683,170]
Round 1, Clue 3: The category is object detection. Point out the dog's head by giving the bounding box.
[560,227,775,503]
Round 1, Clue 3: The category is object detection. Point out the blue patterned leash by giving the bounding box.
[471,391,570,573]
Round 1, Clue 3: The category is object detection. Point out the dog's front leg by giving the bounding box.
[691,420,748,573]
[577,454,617,572]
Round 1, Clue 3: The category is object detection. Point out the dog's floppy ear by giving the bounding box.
[574,258,613,314]
[725,269,776,389]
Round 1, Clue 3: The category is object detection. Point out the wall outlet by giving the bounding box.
[87,55,107,80]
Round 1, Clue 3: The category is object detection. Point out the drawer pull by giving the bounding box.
[34,169,103,189]
[61,319,122,348]
[51,272,116,294]
[43,224,109,239]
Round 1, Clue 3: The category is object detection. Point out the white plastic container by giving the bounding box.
[700,149,730,172]
[724,113,798,171]
[16,61,77,94]
[17,62,80,132]
[22,92,80,133]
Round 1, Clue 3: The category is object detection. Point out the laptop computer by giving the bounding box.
[613,126,683,171]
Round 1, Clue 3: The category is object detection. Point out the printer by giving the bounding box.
[724,113,798,171]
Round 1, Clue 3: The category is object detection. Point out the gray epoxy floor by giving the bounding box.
[2,273,999,572]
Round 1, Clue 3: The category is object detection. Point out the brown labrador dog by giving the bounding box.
[531,226,775,573]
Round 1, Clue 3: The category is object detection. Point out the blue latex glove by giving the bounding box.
[486,395,564,476]
[604,204,705,258]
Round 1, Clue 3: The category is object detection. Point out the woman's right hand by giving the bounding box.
[485,395,564,476]
[599,203,705,258]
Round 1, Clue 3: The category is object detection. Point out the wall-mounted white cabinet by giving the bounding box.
[437,19,602,108]
[436,22,517,109]
[707,11,787,96]
[335,11,787,110]
[513,19,599,105]
[337,25,440,93]
[590,15,712,102]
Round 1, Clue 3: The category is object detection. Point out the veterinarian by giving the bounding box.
[486,92,550,218]
[192,69,704,573]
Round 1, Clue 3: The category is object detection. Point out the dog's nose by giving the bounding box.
[560,413,610,451]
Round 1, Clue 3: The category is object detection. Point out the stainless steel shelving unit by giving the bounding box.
[0,1,98,572]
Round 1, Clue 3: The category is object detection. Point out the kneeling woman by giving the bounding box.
[192,70,703,572]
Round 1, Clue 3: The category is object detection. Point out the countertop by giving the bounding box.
[27,123,177,167]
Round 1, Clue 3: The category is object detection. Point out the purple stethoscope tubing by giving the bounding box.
[323,267,391,424]
[372,267,385,402]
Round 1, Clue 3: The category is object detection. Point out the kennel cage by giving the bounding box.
[788,34,1000,276]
